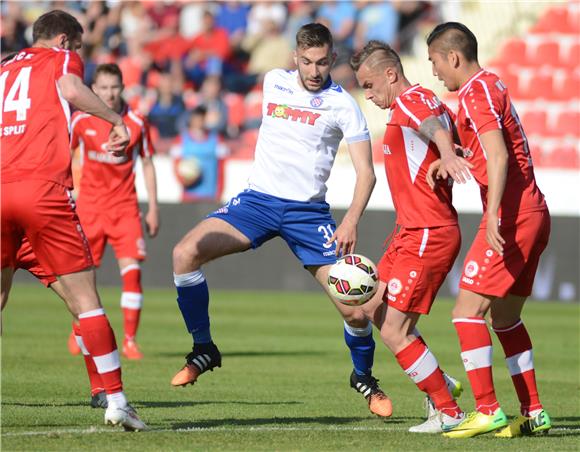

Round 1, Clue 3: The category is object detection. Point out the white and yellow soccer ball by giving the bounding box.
[327,254,379,306]
[176,157,202,188]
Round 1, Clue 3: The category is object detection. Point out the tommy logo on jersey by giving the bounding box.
[267,103,321,126]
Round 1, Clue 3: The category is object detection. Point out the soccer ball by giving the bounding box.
[176,157,202,188]
[327,254,379,306]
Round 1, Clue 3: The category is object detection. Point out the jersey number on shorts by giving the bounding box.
[0,66,32,124]
[318,224,335,249]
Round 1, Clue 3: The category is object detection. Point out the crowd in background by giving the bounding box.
[2,1,436,149]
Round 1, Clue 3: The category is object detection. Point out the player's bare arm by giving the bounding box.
[480,129,508,255]
[57,73,129,154]
[419,116,473,184]
[141,156,159,238]
[328,139,376,256]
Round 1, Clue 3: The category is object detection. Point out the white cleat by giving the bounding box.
[409,410,465,434]
[104,405,148,431]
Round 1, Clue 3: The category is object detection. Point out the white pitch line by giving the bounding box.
[3,426,580,437]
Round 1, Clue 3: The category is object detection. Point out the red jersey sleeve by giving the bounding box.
[462,79,504,135]
[54,50,84,80]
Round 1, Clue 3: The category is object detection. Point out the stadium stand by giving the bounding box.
[1,1,576,174]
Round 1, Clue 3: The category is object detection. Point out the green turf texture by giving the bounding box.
[2,284,579,451]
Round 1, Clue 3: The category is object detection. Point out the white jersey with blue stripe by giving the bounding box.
[248,69,370,202]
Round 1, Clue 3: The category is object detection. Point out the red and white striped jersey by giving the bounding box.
[71,105,154,211]
[383,84,458,228]
[1,47,84,188]
[456,69,547,221]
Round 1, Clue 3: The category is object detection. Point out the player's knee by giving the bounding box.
[342,310,368,327]
[173,241,203,271]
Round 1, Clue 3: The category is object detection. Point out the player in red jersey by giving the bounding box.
[0,10,146,430]
[426,22,552,438]
[351,40,473,433]
[69,63,159,360]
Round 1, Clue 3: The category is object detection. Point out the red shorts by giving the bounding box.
[76,203,146,266]
[1,180,93,275]
[378,224,461,315]
[16,237,56,287]
[459,209,550,298]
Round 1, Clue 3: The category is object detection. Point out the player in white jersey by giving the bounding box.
[170,23,393,418]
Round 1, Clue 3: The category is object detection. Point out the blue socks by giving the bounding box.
[174,271,211,344]
[344,321,375,376]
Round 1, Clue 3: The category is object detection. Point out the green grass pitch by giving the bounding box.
[2,284,579,450]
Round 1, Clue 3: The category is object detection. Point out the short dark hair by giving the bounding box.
[426,22,478,62]
[296,23,333,50]
[350,40,403,74]
[32,10,84,43]
[93,63,123,84]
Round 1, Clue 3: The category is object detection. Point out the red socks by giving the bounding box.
[72,322,104,396]
[453,317,499,414]
[494,319,542,416]
[396,338,461,417]
[120,264,143,341]
[78,309,123,394]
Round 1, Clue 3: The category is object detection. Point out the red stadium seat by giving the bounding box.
[531,7,569,34]
[547,145,579,168]
[565,42,580,69]
[529,144,546,167]
[554,72,580,100]
[500,72,520,98]
[533,40,560,67]
[554,111,580,137]
[519,74,554,100]
[521,110,548,136]
[224,93,245,128]
[496,38,528,66]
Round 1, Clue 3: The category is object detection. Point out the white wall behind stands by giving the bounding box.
[137,155,580,217]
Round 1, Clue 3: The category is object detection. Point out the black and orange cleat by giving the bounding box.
[171,342,222,387]
[350,371,393,418]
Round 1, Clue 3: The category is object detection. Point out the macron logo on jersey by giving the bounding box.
[266,103,321,126]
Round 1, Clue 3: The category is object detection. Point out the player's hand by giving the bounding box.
[328,218,357,257]
[426,159,442,191]
[486,212,505,255]
[145,208,159,238]
[107,122,130,156]
[438,149,473,184]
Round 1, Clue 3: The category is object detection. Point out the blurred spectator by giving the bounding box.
[215,1,251,49]
[148,72,186,153]
[185,75,231,137]
[183,9,231,88]
[179,1,206,38]
[171,106,227,202]
[315,1,357,48]
[246,1,287,36]
[242,18,293,76]
[285,1,317,46]
[354,1,400,51]
[394,1,433,55]
[0,14,29,58]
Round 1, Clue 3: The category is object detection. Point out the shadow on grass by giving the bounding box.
[156,350,328,358]
[552,416,580,423]
[138,400,303,408]
[2,402,90,408]
[171,415,406,429]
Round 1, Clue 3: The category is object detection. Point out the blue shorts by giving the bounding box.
[208,190,338,266]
